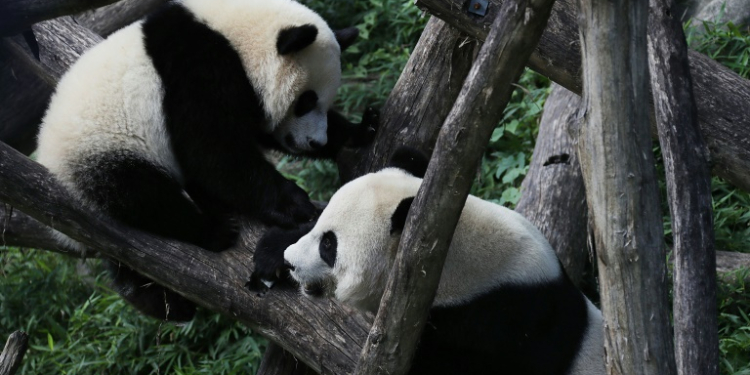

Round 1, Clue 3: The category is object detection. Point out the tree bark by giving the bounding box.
[647,0,719,374]
[0,331,28,375]
[74,0,166,37]
[416,0,750,194]
[353,0,557,373]
[31,17,103,79]
[0,0,120,37]
[337,17,477,182]
[515,83,590,290]
[0,38,54,155]
[0,141,371,375]
[577,0,676,374]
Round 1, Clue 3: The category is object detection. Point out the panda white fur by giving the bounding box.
[36,0,374,321]
[274,148,604,375]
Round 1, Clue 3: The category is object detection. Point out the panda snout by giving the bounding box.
[308,139,323,150]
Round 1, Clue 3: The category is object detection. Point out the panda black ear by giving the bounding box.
[390,197,415,235]
[388,146,429,178]
[334,27,358,52]
[277,24,318,55]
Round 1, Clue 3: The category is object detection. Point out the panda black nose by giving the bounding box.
[309,140,323,150]
[283,260,295,271]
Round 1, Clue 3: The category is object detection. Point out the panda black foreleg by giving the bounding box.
[107,259,197,322]
[300,107,379,160]
[74,150,238,252]
[248,221,316,292]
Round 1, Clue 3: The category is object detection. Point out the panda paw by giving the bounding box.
[199,215,240,252]
[263,179,317,228]
[349,106,379,147]
[248,223,313,293]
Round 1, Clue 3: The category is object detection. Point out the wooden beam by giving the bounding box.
[647,0,719,373]
[0,331,28,375]
[352,0,557,373]
[577,0,677,373]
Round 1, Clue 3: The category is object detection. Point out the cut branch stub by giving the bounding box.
[352,0,558,373]
[0,331,29,375]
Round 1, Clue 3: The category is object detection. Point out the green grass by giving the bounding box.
[0,248,265,374]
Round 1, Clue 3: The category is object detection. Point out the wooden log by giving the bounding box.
[32,17,103,79]
[647,0,719,374]
[0,141,370,375]
[416,0,750,194]
[338,17,478,182]
[352,0,557,373]
[74,0,166,37]
[0,331,28,375]
[0,0,120,37]
[577,0,676,373]
[515,83,590,290]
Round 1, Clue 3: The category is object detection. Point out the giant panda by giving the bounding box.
[256,148,604,375]
[35,0,375,321]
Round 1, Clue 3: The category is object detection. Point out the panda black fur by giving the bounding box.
[259,148,604,375]
[36,0,375,321]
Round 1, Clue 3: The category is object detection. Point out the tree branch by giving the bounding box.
[0,331,28,375]
[416,0,750,193]
[353,0,557,373]
[74,0,167,37]
[0,140,371,375]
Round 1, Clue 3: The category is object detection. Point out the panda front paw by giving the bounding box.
[262,179,317,228]
[349,106,379,148]
[248,223,314,292]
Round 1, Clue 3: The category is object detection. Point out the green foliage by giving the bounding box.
[685,17,750,79]
[717,271,750,375]
[0,248,265,374]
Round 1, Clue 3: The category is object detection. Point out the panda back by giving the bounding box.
[37,22,178,187]
[433,194,563,307]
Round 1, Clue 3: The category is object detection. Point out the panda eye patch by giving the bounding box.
[295,90,318,117]
[319,231,337,268]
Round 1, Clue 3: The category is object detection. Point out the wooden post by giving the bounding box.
[577,0,677,374]
[352,0,557,373]
[647,0,719,374]
[515,83,590,290]
[0,331,28,375]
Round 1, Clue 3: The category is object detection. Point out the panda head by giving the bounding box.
[182,0,358,153]
[284,147,428,312]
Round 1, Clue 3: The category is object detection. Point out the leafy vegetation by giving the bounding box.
[2,0,749,374]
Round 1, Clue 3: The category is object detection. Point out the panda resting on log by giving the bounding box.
[252,148,605,375]
[36,0,376,322]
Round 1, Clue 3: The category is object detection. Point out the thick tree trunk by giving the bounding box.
[417,0,750,194]
[515,83,590,290]
[647,0,719,374]
[0,332,28,375]
[577,0,676,374]
[352,0,557,373]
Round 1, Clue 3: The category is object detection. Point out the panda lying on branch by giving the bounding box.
[36,0,376,322]
[252,148,604,375]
